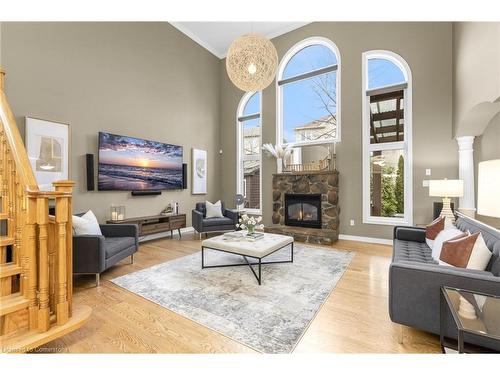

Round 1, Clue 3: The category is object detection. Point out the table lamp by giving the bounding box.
[429,179,464,224]
[477,159,500,218]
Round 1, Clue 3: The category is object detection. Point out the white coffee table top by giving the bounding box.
[202,232,294,258]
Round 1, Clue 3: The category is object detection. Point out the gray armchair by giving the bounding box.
[192,201,238,239]
[73,214,138,286]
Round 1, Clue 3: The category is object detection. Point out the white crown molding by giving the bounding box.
[217,22,311,59]
[170,22,311,60]
[170,22,226,58]
[264,22,311,41]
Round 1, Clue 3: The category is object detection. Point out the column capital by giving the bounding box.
[456,135,475,151]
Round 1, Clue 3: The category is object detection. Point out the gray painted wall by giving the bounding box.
[220,22,456,240]
[1,22,222,224]
[452,22,500,137]
[452,22,500,228]
[2,22,475,239]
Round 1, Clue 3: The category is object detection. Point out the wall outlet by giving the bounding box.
[423,180,430,187]
[425,169,431,176]
[350,219,355,226]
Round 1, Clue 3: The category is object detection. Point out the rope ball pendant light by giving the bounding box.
[226,33,278,92]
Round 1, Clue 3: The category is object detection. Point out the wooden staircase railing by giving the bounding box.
[0,69,90,353]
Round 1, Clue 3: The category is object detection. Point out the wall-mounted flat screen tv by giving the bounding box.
[98,132,183,191]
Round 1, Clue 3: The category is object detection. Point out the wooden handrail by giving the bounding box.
[0,90,39,192]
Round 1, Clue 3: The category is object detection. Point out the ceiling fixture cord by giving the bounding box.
[226,33,278,92]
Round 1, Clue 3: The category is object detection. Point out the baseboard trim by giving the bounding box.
[338,234,392,245]
[139,226,194,243]
[139,229,393,246]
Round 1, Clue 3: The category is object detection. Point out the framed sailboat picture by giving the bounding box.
[25,117,70,191]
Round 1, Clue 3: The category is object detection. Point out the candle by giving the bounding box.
[118,213,124,220]
[111,211,118,221]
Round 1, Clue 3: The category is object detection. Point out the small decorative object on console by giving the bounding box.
[110,205,126,221]
[161,203,173,215]
[236,214,264,235]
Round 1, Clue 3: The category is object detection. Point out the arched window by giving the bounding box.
[277,37,341,148]
[237,91,262,214]
[362,51,413,225]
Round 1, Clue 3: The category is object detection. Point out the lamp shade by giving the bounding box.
[429,179,464,198]
[477,159,500,218]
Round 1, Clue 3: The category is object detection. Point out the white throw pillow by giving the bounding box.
[466,233,492,271]
[431,227,463,261]
[205,200,224,219]
[72,210,102,236]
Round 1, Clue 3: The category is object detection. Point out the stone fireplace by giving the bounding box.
[265,171,339,245]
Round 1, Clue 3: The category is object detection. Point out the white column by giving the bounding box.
[456,136,476,217]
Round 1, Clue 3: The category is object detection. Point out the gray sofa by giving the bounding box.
[73,215,138,286]
[389,213,500,351]
[192,202,238,239]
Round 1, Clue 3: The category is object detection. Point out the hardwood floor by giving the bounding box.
[40,234,441,353]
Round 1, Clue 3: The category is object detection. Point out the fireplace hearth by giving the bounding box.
[285,193,322,229]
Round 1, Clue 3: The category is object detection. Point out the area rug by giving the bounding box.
[110,244,354,353]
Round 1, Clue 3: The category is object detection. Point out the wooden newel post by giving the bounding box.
[53,180,74,324]
[36,196,50,332]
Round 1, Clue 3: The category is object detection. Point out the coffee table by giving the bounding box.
[201,232,294,285]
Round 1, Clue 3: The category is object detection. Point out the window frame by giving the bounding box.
[276,36,342,149]
[362,50,413,226]
[236,91,262,215]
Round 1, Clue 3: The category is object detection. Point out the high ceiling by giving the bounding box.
[170,22,310,59]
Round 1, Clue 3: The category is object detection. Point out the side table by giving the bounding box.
[440,286,500,353]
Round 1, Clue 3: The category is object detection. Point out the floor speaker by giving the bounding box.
[182,163,187,189]
[86,154,95,191]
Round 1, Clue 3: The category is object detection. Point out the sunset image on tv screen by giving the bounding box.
[98,132,183,191]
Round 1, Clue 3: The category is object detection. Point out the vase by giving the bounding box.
[247,225,255,235]
[277,158,283,173]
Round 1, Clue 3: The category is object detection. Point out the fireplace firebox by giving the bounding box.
[284,193,322,229]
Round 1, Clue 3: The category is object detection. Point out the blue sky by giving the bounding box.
[241,49,406,144]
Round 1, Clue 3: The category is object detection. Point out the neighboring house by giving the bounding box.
[287,115,337,165]
[293,115,337,143]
